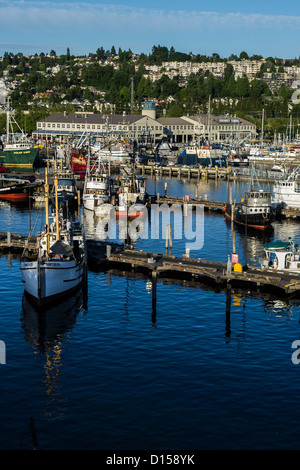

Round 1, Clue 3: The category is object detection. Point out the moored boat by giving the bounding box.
[261,239,300,273]
[272,166,300,209]
[0,97,39,168]
[225,189,275,231]
[20,167,87,307]
[83,171,110,212]
[50,171,78,208]
[0,175,37,202]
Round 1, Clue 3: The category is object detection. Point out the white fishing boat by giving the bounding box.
[261,239,300,274]
[94,145,131,164]
[82,154,111,212]
[272,166,300,209]
[115,168,147,219]
[20,167,87,307]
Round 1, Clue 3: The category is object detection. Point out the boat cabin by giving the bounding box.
[262,240,300,272]
[244,189,272,207]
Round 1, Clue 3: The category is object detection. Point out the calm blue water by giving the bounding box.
[1,176,300,450]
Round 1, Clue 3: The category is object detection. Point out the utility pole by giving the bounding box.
[131,77,134,115]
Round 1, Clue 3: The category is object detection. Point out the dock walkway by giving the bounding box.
[0,232,37,252]
[106,246,300,296]
[154,195,225,212]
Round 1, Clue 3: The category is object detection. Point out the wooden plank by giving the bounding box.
[106,247,300,295]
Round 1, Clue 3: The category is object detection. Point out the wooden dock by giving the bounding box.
[153,195,225,212]
[151,195,300,219]
[2,231,300,297]
[138,164,229,180]
[105,246,300,297]
[137,164,280,183]
[0,232,37,252]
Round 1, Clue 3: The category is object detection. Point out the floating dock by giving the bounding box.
[104,246,300,297]
[151,195,300,219]
[153,195,225,213]
[0,232,37,252]
[2,232,300,297]
[138,164,229,180]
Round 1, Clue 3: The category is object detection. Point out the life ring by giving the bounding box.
[53,254,62,259]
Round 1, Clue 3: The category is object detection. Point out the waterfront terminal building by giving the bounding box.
[34,101,256,146]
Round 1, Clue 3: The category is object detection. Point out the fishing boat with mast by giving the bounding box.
[272,165,300,209]
[82,152,111,212]
[114,154,147,219]
[20,166,87,307]
[50,170,78,208]
[0,97,39,168]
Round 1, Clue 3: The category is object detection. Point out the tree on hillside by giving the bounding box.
[236,76,250,97]
[239,51,249,60]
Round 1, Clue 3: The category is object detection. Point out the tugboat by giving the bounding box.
[225,188,275,231]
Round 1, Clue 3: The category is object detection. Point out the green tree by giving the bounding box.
[235,76,250,97]
[239,51,249,60]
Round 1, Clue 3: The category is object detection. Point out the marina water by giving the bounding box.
[1,175,300,450]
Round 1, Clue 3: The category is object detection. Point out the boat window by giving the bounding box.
[259,193,263,198]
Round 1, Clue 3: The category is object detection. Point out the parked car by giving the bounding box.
[147,159,160,166]
[0,164,10,173]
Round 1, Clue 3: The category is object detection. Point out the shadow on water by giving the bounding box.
[21,289,86,353]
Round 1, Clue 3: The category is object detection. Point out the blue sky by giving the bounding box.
[1,0,300,58]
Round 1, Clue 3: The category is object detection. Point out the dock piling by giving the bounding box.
[30,417,39,450]
[225,284,232,338]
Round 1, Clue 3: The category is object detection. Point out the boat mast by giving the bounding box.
[45,167,50,256]
[260,108,264,152]
[6,97,10,144]
[54,162,60,241]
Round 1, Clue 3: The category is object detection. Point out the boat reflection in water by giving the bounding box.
[21,290,86,420]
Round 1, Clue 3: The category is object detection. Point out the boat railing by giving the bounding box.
[232,167,287,180]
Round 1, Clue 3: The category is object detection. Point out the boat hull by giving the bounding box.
[0,191,29,202]
[0,147,39,168]
[225,204,273,231]
[20,259,84,307]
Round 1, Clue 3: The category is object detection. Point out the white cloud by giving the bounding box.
[1,1,300,32]
[0,2,299,56]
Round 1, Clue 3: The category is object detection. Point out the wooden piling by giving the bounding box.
[30,417,39,450]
